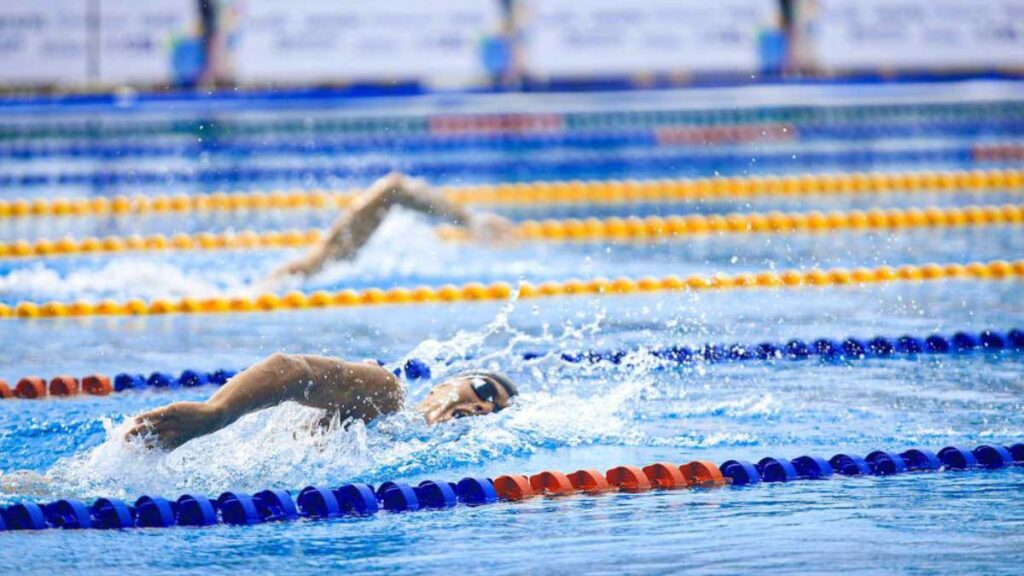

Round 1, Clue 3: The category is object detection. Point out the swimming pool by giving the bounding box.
[1,81,1023,574]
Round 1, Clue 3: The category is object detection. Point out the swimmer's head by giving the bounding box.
[416,371,518,425]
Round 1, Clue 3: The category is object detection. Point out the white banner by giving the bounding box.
[228,0,504,87]
[518,0,781,78]
[97,0,202,86]
[797,0,1024,72]
[0,2,90,86]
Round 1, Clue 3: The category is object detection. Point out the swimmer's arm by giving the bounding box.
[270,172,467,278]
[128,354,403,450]
[209,354,403,424]
[270,172,513,279]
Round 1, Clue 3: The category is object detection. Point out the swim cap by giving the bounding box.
[462,371,518,409]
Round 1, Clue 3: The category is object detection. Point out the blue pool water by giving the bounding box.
[1,82,1023,574]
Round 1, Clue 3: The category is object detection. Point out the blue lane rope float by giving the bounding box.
[1,442,1020,532]
[0,144,1008,188]
[1,120,1023,160]
[2,328,1021,400]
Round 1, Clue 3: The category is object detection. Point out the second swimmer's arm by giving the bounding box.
[271,172,474,278]
[128,354,403,450]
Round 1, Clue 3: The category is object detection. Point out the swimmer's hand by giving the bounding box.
[260,251,315,286]
[468,213,519,246]
[127,402,224,451]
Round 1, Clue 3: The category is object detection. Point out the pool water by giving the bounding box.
[1,82,1023,574]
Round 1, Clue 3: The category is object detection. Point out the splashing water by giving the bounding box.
[43,299,660,499]
[0,259,235,302]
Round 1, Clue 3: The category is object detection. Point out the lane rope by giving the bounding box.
[4,120,1024,160]
[1,100,1020,140]
[0,229,323,259]
[4,203,1021,261]
[2,259,1022,319]
[438,203,1024,243]
[1,168,1022,220]
[0,143,1012,189]
[1,442,1020,531]
[3,328,1020,400]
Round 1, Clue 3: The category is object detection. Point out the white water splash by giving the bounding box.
[0,259,235,301]
[44,303,664,499]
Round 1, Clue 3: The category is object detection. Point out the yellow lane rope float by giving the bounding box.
[0,229,324,259]
[1,168,1022,220]
[439,203,1024,242]
[4,260,1020,319]
[2,204,1020,260]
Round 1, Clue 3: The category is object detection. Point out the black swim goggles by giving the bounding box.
[467,376,505,411]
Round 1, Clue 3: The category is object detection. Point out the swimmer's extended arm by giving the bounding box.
[127,354,404,450]
[269,172,515,279]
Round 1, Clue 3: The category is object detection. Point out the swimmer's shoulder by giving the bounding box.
[354,359,406,412]
[299,355,405,418]
[295,355,402,393]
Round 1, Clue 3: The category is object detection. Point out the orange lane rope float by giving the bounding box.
[1,259,1020,319]
[0,168,1021,220]
[2,204,1021,260]
[0,375,113,399]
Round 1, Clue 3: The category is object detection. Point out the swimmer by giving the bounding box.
[266,171,517,281]
[127,353,518,450]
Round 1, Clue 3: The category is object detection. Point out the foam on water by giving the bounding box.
[0,259,240,301]
[299,209,561,290]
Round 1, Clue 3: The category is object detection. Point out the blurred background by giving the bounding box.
[0,0,1020,96]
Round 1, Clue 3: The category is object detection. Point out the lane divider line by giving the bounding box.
[1,443,1020,531]
[0,229,323,259]
[3,328,1021,401]
[5,203,1021,261]
[438,203,1024,243]
[0,145,1017,189]
[3,260,1021,319]
[0,168,1021,220]
[0,123,797,160]
[2,101,1020,140]
[8,120,1024,161]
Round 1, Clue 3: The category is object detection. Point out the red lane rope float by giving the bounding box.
[641,463,690,489]
[82,375,113,395]
[529,471,575,496]
[566,470,612,494]
[13,377,46,399]
[8,375,112,399]
[4,444,1021,531]
[973,143,1024,162]
[47,376,80,397]
[429,113,564,134]
[654,123,796,145]
[606,466,652,492]
[493,475,534,501]
[682,460,728,488]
